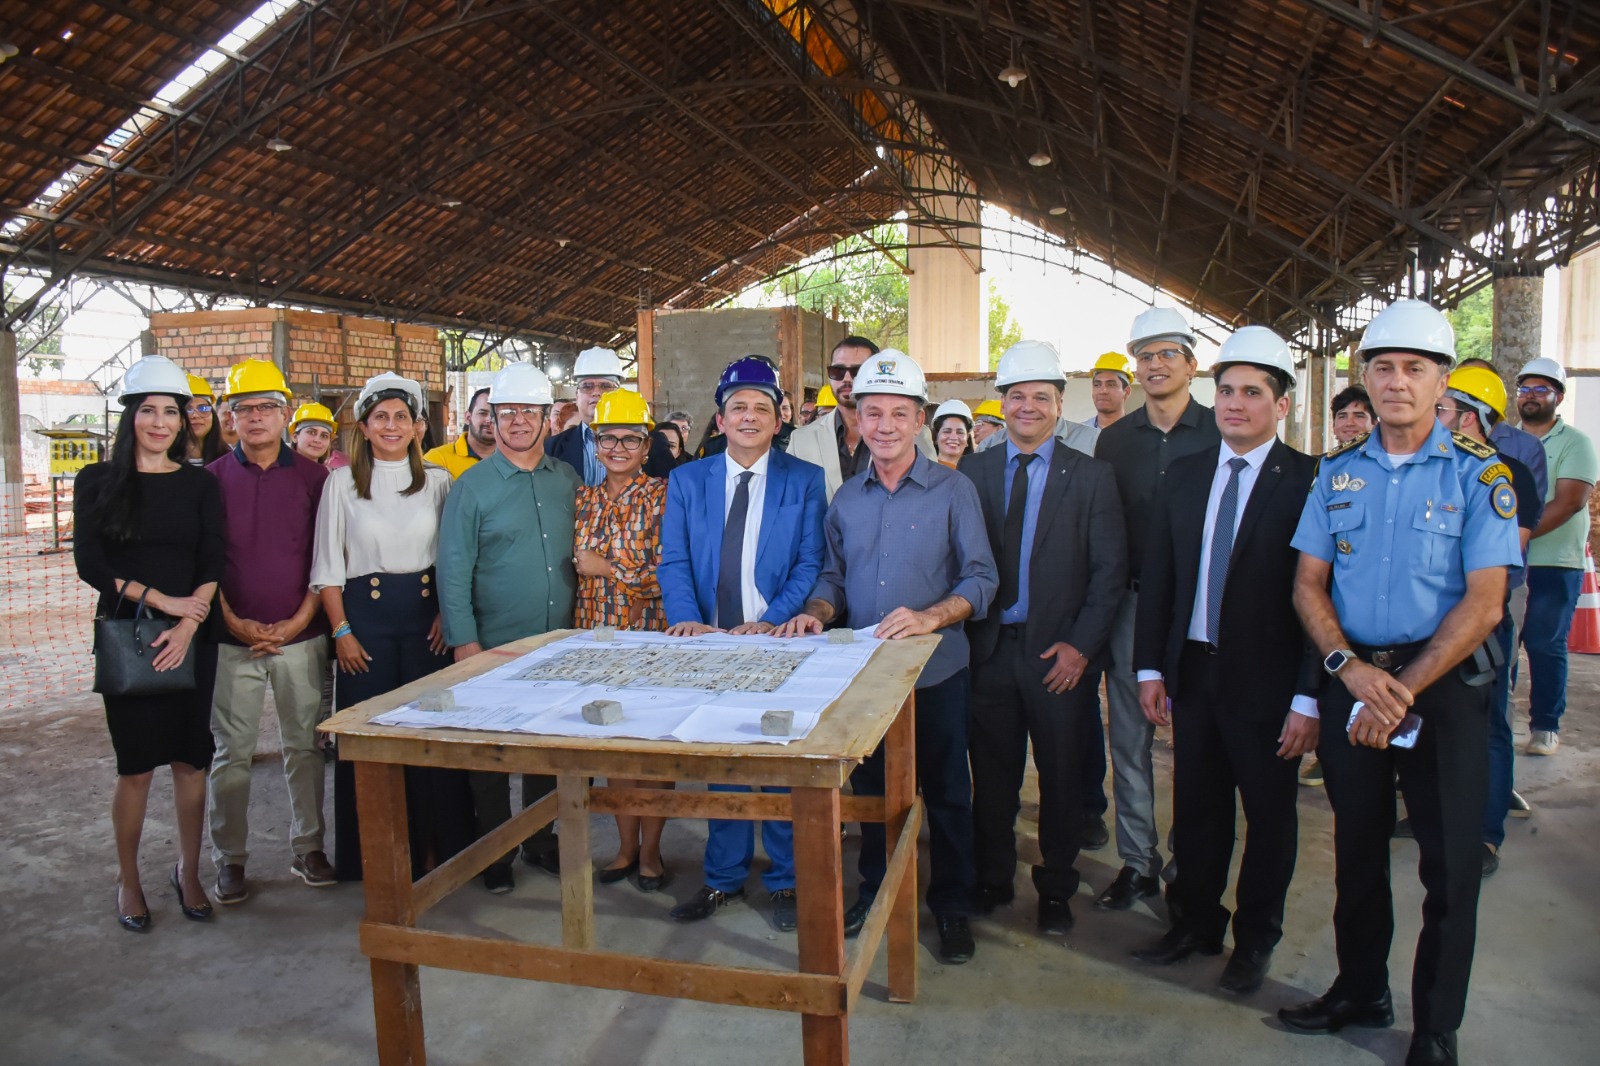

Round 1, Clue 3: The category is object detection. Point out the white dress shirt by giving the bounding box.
[1137,438,1317,718]
[719,448,771,626]
[310,460,454,591]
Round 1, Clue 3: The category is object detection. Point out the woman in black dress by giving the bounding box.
[75,356,227,932]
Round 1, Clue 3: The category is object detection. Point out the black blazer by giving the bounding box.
[1133,438,1319,718]
[961,439,1127,668]
[546,424,676,480]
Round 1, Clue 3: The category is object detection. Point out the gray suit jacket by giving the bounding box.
[960,437,1127,667]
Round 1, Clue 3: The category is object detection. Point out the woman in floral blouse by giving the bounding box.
[573,390,672,890]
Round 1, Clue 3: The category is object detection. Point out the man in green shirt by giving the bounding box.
[438,362,579,891]
[1516,358,1597,756]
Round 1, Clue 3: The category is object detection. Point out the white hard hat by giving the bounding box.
[1516,356,1567,390]
[119,355,192,404]
[852,348,928,403]
[488,362,555,405]
[356,371,425,420]
[1214,326,1297,390]
[1128,307,1198,355]
[932,399,974,426]
[572,346,624,380]
[994,340,1066,391]
[1356,299,1455,366]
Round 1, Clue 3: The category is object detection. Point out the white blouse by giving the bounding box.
[310,460,454,591]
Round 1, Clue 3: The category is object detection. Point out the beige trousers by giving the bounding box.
[208,638,329,867]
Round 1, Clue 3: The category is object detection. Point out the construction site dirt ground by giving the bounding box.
[1,632,1596,1064]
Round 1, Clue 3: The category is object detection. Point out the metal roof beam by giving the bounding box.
[1296,0,1600,149]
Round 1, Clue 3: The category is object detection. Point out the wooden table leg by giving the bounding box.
[793,786,848,1065]
[355,761,425,1065]
[557,773,594,950]
[883,692,918,1003]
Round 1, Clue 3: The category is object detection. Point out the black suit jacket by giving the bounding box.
[547,424,676,481]
[961,439,1127,668]
[1133,439,1319,719]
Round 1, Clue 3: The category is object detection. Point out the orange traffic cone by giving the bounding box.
[1568,545,1600,654]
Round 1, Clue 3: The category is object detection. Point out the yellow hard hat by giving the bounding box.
[186,374,214,398]
[224,358,291,402]
[1091,351,1133,382]
[289,402,337,434]
[816,384,837,408]
[1447,366,1507,421]
[973,399,1004,423]
[591,388,654,430]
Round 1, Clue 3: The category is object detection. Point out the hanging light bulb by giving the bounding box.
[998,37,1027,88]
[1029,149,1052,167]
[1048,206,1068,216]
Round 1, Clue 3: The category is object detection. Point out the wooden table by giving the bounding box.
[321,630,935,1066]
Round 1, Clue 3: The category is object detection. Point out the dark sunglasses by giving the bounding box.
[826,363,860,381]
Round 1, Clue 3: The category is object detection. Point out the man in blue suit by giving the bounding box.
[659,356,828,932]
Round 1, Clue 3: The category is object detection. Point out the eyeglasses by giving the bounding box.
[827,363,862,381]
[188,402,214,414]
[576,380,619,396]
[231,401,283,418]
[495,406,544,423]
[1134,348,1186,364]
[1517,385,1556,398]
[596,433,647,452]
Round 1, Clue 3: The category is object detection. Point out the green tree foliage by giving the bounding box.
[988,283,1022,369]
[1448,287,1493,364]
[762,224,910,351]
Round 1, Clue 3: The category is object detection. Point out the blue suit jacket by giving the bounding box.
[659,449,827,627]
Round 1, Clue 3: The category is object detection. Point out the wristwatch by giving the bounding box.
[1323,648,1356,676]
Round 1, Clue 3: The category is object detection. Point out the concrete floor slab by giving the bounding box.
[2,657,1596,1066]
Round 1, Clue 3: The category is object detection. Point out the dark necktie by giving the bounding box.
[717,471,754,628]
[998,452,1037,611]
[1205,456,1250,643]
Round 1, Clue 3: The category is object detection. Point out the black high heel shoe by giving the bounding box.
[116,883,152,934]
[170,864,214,921]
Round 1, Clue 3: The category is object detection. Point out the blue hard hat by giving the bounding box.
[715,355,781,407]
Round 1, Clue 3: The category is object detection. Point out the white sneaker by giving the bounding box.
[1526,730,1560,756]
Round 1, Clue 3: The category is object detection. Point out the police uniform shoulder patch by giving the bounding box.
[1492,481,1517,519]
[1324,431,1368,460]
[1451,431,1496,460]
[1478,461,1512,486]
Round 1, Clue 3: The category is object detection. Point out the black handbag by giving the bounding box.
[93,587,196,696]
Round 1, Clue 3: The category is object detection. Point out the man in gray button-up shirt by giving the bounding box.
[779,350,997,964]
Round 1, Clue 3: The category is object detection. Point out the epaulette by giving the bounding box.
[1324,431,1368,459]
[1451,431,1496,460]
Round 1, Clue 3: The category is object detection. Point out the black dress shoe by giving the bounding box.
[1094,866,1159,910]
[1406,1030,1458,1066]
[170,864,213,921]
[1481,843,1499,878]
[843,894,872,938]
[935,914,975,963]
[1131,927,1223,965]
[973,883,1014,916]
[1217,947,1272,995]
[1037,896,1075,935]
[636,866,668,893]
[520,842,561,877]
[1278,989,1395,1033]
[482,864,515,894]
[115,884,151,934]
[1080,815,1110,851]
[669,885,744,922]
[770,888,798,932]
[597,860,638,884]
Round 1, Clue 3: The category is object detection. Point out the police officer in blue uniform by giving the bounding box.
[1280,300,1521,1066]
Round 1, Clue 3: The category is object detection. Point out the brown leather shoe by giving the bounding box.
[215,864,249,905]
[291,850,337,887]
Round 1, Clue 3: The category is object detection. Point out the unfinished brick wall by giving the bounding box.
[146,309,446,426]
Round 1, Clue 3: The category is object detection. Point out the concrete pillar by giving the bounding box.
[907,158,984,374]
[1492,271,1543,405]
[1,329,24,537]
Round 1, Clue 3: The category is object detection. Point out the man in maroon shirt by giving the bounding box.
[206,360,332,904]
